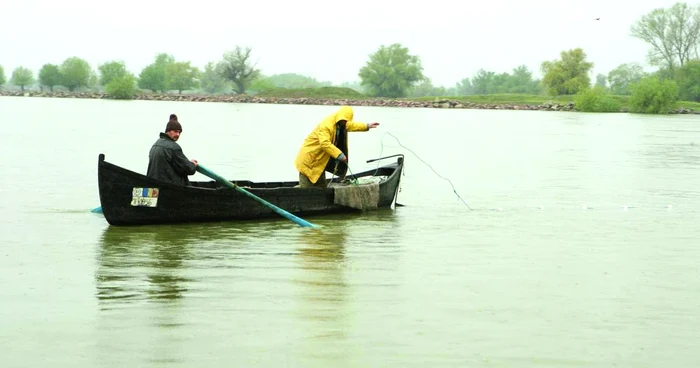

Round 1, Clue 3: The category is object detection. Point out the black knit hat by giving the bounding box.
[165,120,182,132]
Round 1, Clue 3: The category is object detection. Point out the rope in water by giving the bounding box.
[376,132,473,210]
[327,131,472,210]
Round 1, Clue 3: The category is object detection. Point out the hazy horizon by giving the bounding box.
[0,0,685,87]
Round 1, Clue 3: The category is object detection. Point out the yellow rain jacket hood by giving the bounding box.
[295,106,369,184]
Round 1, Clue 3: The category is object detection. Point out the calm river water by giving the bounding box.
[1,96,699,367]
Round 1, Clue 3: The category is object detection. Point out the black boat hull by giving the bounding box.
[97,154,404,226]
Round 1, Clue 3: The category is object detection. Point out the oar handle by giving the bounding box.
[196,164,320,229]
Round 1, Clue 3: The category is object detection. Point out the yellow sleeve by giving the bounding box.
[346,121,369,132]
[317,125,343,158]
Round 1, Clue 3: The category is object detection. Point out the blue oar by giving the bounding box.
[196,164,320,229]
[91,206,103,213]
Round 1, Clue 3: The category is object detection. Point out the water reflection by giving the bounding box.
[96,220,301,309]
[96,226,195,307]
[293,222,351,361]
[292,210,400,364]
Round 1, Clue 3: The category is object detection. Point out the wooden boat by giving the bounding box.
[97,153,404,226]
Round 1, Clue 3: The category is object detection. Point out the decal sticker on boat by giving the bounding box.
[131,187,159,207]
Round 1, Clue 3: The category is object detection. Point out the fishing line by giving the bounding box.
[376,132,473,210]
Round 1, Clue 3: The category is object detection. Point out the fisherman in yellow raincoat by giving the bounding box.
[295,106,380,188]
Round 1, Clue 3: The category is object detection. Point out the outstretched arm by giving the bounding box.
[347,121,379,131]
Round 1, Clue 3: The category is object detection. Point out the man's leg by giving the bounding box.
[298,172,327,188]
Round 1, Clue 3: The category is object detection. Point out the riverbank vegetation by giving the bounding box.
[1,2,700,114]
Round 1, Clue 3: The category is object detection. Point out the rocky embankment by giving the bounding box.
[1,90,698,114]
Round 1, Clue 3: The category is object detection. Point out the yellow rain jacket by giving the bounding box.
[295,106,369,184]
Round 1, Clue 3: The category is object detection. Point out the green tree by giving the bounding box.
[541,48,594,95]
[675,59,700,101]
[595,74,607,88]
[631,2,700,71]
[607,63,645,95]
[105,73,138,99]
[359,43,424,98]
[508,65,540,93]
[60,57,92,91]
[138,65,164,93]
[200,62,230,93]
[408,78,447,97]
[11,67,35,91]
[88,70,99,89]
[471,69,497,94]
[0,65,7,89]
[629,76,678,114]
[98,61,127,86]
[138,53,174,93]
[455,78,474,95]
[166,61,199,94]
[217,46,260,94]
[38,64,62,91]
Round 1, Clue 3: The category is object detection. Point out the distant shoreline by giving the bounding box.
[1,90,698,115]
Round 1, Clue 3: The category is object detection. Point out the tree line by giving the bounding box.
[0,2,698,113]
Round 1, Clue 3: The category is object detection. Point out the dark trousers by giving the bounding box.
[299,172,327,188]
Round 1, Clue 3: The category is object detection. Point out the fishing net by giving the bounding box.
[332,180,380,210]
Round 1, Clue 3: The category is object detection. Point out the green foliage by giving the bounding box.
[631,3,700,71]
[541,48,594,95]
[468,65,541,95]
[217,46,260,94]
[138,65,165,92]
[11,67,35,91]
[256,86,364,99]
[105,74,138,99]
[338,81,368,94]
[0,65,5,88]
[508,65,541,93]
[359,43,424,98]
[248,76,277,94]
[471,70,497,94]
[200,62,230,94]
[60,57,92,91]
[38,64,61,91]
[264,73,331,89]
[629,76,679,114]
[166,61,199,93]
[98,61,127,86]
[595,74,607,88]
[138,53,174,93]
[408,78,448,97]
[607,63,644,95]
[455,78,474,95]
[574,87,621,112]
[675,59,700,101]
[88,70,99,89]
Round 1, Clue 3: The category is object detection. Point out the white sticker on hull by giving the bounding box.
[131,187,159,207]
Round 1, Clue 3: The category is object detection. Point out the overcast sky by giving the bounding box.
[0,0,684,87]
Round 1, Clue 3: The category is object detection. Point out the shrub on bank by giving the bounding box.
[105,74,138,100]
[574,87,621,112]
[628,77,678,114]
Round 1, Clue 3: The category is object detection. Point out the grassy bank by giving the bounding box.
[258,88,700,111]
[2,87,699,112]
[414,94,700,111]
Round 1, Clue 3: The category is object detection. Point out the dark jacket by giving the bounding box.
[147,133,197,186]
